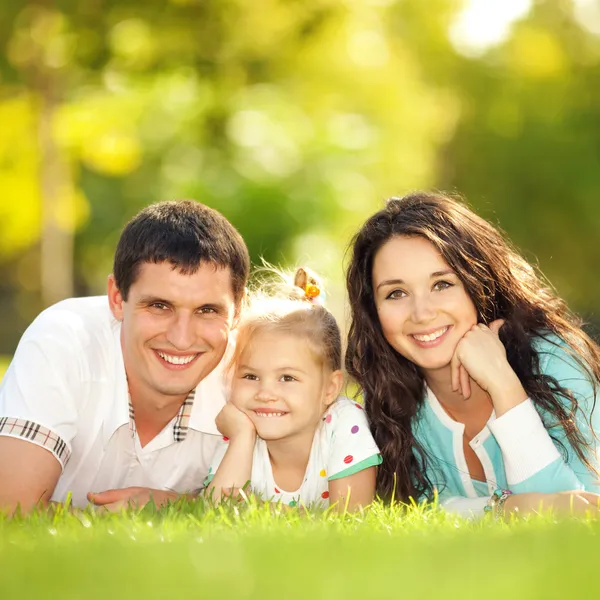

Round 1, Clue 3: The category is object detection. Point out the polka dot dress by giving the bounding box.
[207,396,381,507]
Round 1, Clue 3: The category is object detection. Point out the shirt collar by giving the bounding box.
[127,388,196,442]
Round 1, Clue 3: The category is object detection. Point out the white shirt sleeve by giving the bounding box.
[0,309,85,469]
[326,398,381,480]
[440,495,491,519]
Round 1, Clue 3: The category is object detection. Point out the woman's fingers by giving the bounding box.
[459,364,471,399]
[487,319,505,336]
[451,351,461,393]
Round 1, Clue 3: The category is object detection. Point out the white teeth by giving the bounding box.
[157,351,196,365]
[413,327,448,342]
[255,412,286,418]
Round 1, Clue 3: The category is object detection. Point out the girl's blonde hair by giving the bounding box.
[232,267,342,373]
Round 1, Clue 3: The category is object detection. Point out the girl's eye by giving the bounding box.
[433,280,453,291]
[242,373,258,381]
[280,375,297,383]
[386,289,407,300]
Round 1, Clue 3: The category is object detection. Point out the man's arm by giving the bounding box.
[0,437,62,514]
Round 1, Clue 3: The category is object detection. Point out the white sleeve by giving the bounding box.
[0,311,84,469]
[326,399,381,480]
[440,495,490,519]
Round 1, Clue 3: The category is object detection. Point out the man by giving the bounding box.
[0,200,249,512]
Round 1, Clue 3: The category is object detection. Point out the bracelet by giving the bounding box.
[484,488,513,519]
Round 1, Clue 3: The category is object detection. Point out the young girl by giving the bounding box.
[345,191,600,518]
[205,270,381,510]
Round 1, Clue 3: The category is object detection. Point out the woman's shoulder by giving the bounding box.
[530,332,593,381]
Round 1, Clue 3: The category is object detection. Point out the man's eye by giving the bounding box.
[386,290,406,300]
[150,302,169,310]
[280,375,297,383]
[199,307,217,314]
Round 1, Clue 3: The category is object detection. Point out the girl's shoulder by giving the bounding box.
[324,396,368,420]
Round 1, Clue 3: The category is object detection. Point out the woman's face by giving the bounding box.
[371,235,478,375]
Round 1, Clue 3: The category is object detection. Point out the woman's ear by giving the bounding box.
[323,370,344,406]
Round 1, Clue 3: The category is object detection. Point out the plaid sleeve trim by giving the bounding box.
[0,417,71,469]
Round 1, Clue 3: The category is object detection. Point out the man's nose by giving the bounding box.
[166,314,195,350]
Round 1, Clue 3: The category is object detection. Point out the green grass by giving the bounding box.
[2,498,599,599]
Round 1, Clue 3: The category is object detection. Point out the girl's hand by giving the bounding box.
[504,490,600,517]
[451,320,527,414]
[215,404,257,441]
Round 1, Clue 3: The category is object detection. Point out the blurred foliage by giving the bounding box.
[2,0,600,353]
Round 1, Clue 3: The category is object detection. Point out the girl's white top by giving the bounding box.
[207,396,382,507]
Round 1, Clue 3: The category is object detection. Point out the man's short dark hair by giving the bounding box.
[113,200,250,304]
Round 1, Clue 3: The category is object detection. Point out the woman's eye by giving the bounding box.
[386,290,406,300]
[433,280,453,291]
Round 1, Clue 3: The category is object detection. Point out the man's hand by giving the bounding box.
[87,487,179,512]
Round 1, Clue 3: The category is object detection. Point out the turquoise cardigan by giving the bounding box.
[412,335,600,517]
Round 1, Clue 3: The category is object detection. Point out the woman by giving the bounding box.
[345,191,600,518]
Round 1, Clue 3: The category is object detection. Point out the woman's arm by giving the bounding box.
[488,341,600,494]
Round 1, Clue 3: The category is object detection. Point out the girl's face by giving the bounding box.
[372,235,478,376]
[231,330,342,443]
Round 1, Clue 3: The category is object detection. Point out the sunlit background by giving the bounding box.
[2,0,600,377]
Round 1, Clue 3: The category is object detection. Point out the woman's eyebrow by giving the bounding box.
[376,269,456,291]
[430,269,455,278]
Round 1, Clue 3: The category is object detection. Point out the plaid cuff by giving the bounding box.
[0,417,71,469]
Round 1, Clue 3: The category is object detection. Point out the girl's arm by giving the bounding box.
[328,466,377,511]
[205,404,256,502]
[325,399,382,512]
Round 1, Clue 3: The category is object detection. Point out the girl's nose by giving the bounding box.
[255,387,278,402]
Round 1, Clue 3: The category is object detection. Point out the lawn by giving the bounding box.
[1,498,598,599]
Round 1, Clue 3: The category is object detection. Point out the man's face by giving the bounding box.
[109,261,237,405]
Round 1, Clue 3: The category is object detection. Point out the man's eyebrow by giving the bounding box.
[375,270,456,291]
[137,295,171,306]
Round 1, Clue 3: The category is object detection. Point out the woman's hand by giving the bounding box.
[504,490,600,517]
[215,403,257,441]
[451,320,527,415]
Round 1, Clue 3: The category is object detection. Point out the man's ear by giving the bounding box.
[232,287,249,329]
[107,275,124,321]
[323,370,344,407]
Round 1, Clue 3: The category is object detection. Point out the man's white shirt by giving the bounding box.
[0,296,228,507]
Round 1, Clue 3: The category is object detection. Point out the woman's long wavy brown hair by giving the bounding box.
[345,191,600,503]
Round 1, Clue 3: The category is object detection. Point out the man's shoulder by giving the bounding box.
[22,296,119,364]
[28,296,114,338]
